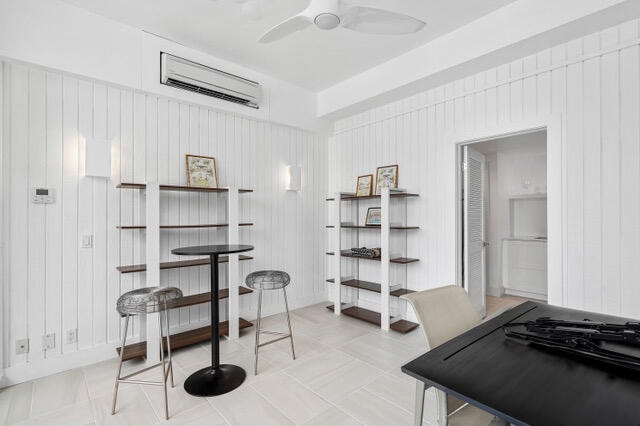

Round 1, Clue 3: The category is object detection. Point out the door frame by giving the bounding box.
[452,116,565,306]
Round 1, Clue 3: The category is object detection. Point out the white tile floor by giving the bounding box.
[0,303,435,426]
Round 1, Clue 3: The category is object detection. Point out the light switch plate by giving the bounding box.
[81,235,93,248]
[42,333,55,351]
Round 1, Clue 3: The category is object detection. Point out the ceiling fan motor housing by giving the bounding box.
[314,13,340,30]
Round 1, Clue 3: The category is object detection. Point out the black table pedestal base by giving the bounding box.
[183,365,246,396]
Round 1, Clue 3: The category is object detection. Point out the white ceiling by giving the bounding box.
[61,0,517,91]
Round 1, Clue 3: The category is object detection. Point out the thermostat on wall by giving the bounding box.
[32,188,55,204]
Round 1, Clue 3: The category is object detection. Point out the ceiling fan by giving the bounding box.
[259,0,426,43]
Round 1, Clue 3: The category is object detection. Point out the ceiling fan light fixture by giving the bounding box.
[314,13,340,30]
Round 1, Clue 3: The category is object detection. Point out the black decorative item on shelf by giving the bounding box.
[504,317,640,371]
[350,247,381,258]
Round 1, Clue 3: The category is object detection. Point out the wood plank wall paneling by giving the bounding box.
[1,64,327,372]
[332,19,640,319]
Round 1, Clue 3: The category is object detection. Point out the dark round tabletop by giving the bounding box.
[171,244,254,256]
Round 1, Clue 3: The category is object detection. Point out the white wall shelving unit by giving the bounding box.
[326,187,420,333]
[115,182,254,362]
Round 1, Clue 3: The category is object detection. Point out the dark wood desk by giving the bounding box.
[402,302,640,426]
[171,244,254,397]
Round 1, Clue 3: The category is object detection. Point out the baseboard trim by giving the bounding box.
[1,344,118,387]
[486,286,505,297]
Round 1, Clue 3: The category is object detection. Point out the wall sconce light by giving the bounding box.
[84,138,112,178]
[285,165,301,191]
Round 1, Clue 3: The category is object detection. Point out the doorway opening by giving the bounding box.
[459,130,548,317]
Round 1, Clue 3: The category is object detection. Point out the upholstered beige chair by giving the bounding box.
[402,285,507,426]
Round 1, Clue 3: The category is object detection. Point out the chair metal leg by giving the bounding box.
[159,312,169,420]
[415,380,425,426]
[164,308,174,388]
[282,288,295,360]
[112,315,130,415]
[254,289,263,375]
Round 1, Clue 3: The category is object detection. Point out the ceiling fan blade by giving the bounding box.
[259,15,313,43]
[341,6,425,35]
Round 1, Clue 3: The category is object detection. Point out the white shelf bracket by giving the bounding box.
[145,182,161,364]
[333,192,342,315]
[227,187,240,339]
[380,187,391,331]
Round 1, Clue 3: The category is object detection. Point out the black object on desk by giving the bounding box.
[171,244,254,397]
[402,301,640,426]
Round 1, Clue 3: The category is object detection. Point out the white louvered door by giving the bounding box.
[463,146,486,316]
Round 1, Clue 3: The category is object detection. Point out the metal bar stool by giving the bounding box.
[112,286,182,420]
[245,270,295,374]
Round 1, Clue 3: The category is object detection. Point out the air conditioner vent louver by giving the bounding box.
[161,53,261,109]
[164,78,257,107]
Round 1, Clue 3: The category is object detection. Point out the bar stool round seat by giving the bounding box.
[112,286,182,420]
[246,270,295,374]
[116,286,183,315]
[245,270,290,291]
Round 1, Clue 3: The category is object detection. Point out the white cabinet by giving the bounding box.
[501,238,547,300]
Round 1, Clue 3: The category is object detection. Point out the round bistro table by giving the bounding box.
[171,244,254,397]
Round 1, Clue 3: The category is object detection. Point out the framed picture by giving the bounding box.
[186,154,218,188]
[365,207,381,226]
[375,164,399,194]
[355,174,373,197]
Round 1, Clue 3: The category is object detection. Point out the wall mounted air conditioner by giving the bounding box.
[160,52,262,109]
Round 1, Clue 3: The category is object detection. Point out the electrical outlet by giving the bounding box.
[42,333,55,351]
[66,328,78,344]
[16,339,29,355]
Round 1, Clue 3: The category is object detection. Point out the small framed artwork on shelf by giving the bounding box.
[355,174,373,197]
[375,164,398,194]
[365,207,381,226]
[186,154,218,188]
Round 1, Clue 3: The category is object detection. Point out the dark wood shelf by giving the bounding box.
[116,255,253,274]
[325,251,419,264]
[168,287,253,309]
[325,192,419,201]
[325,305,418,334]
[325,224,419,230]
[116,318,253,361]
[326,278,416,298]
[325,193,418,202]
[117,223,254,230]
[117,182,253,193]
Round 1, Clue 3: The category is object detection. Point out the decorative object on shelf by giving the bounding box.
[355,174,373,197]
[375,164,398,194]
[186,154,218,188]
[365,207,381,225]
[350,247,381,258]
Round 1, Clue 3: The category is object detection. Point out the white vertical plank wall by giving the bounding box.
[331,19,640,319]
[0,62,327,383]
[0,62,5,378]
